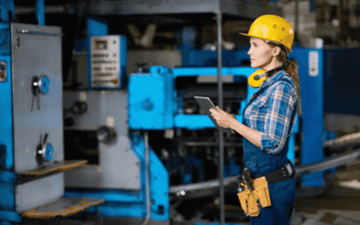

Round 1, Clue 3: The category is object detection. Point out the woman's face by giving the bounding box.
[247,37,275,69]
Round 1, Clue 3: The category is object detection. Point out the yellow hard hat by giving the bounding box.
[240,14,294,53]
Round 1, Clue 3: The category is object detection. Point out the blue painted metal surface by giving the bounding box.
[309,0,314,12]
[129,66,174,130]
[0,1,14,23]
[0,55,17,223]
[65,132,169,221]
[174,114,237,129]
[0,211,21,223]
[323,130,337,175]
[182,49,250,67]
[35,0,45,25]
[0,171,17,184]
[295,48,324,187]
[74,38,87,52]
[129,66,263,130]
[0,23,11,56]
[130,63,299,183]
[177,26,196,49]
[323,48,360,115]
[0,7,18,223]
[65,188,143,203]
[224,159,241,177]
[119,35,128,88]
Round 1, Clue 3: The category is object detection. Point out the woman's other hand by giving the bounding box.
[209,106,236,129]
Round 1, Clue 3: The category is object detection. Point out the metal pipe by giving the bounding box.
[216,11,224,225]
[169,149,360,194]
[324,131,360,150]
[294,0,299,35]
[35,0,45,26]
[141,131,150,225]
[295,148,360,177]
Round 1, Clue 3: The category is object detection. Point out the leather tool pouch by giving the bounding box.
[237,189,260,217]
[237,170,271,217]
[253,176,271,208]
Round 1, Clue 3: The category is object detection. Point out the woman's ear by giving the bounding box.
[272,46,281,57]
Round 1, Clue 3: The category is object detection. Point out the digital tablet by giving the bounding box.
[194,96,235,134]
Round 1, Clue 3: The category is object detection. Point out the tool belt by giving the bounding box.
[236,161,295,217]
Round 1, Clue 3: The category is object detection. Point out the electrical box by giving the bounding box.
[89,35,127,89]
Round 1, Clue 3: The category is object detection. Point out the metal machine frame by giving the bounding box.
[0,1,104,224]
[73,2,282,224]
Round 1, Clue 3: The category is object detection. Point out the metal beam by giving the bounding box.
[78,0,282,19]
[216,10,225,225]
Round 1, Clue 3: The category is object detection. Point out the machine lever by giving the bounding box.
[43,133,48,144]
[16,29,63,36]
[31,75,49,111]
[31,87,41,111]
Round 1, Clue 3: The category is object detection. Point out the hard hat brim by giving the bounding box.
[239,32,293,53]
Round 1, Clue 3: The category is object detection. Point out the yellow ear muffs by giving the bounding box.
[248,69,267,88]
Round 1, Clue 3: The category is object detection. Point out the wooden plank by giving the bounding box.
[19,160,87,177]
[21,197,105,219]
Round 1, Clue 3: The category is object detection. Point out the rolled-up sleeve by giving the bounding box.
[260,82,297,154]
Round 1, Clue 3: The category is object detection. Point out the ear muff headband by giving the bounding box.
[248,66,284,88]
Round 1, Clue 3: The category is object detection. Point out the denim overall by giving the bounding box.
[242,76,296,225]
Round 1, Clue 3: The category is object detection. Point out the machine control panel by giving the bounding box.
[90,35,127,89]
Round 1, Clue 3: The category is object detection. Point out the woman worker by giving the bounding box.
[210,14,301,225]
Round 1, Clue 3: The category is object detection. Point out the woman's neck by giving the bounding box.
[262,59,282,72]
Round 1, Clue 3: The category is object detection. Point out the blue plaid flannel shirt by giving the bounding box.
[244,71,298,154]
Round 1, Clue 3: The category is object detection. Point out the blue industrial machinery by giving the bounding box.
[64,65,297,223]
[0,1,104,224]
[1,0,345,224]
[63,17,170,225]
[128,65,298,178]
[64,30,299,225]
[61,14,301,225]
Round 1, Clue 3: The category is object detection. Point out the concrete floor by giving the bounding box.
[292,160,360,225]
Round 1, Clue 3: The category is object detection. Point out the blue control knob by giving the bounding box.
[38,75,50,94]
[38,143,54,162]
[44,144,54,162]
[36,133,54,163]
